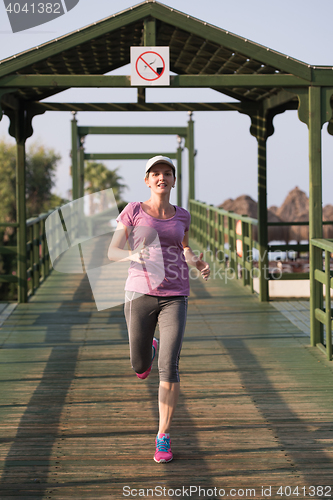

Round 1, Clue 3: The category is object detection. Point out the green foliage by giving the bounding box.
[0,138,64,300]
[0,138,64,221]
[25,143,62,218]
[84,161,127,202]
[0,140,16,225]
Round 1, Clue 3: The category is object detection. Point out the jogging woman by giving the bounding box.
[108,156,210,463]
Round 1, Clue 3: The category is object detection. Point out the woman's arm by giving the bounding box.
[182,231,210,281]
[107,222,148,264]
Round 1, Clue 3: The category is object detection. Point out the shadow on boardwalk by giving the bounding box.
[0,261,333,499]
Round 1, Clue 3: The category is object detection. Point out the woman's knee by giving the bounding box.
[158,363,180,383]
[131,354,151,374]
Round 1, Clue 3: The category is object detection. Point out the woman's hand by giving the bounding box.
[196,252,210,281]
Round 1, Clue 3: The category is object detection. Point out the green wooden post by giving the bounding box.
[79,143,85,199]
[309,86,323,346]
[214,209,219,263]
[209,206,214,261]
[15,108,28,303]
[220,213,225,269]
[199,204,203,245]
[241,220,246,287]
[29,225,34,294]
[251,112,269,302]
[187,112,195,205]
[227,212,234,273]
[217,213,223,268]
[325,250,332,360]
[143,17,156,46]
[33,220,40,289]
[227,212,231,271]
[140,17,155,104]
[71,112,79,200]
[41,218,46,280]
[249,224,254,293]
[232,218,238,280]
[257,137,269,300]
[176,144,182,207]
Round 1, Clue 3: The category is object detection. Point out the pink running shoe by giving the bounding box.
[154,434,173,463]
[136,338,158,380]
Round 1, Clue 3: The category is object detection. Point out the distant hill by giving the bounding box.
[218,187,333,241]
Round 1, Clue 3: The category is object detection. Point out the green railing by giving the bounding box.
[310,238,333,360]
[190,200,333,361]
[26,213,54,296]
[189,200,259,292]
[0,222,19,288]
[267,221,333,281]
[0,210,56,300]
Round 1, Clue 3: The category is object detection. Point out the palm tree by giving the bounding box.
[84,162,127,214]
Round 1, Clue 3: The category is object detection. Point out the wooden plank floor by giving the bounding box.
[1,253,333,499]
[271,301,311,336]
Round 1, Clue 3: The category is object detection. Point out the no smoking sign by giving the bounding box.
[131,47,170,86]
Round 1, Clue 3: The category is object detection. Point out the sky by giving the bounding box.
[0,0,333,209]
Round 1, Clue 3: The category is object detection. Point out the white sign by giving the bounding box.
[131,46,170,86]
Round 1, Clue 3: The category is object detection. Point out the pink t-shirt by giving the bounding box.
[116,202,191,296]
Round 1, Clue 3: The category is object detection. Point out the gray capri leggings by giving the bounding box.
[124,292,188,383]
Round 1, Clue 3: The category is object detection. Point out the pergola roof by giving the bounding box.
[0,0,325,108]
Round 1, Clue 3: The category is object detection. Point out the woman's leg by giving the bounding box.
[158,381,180,434]
[124,292,158,375]
[157,296,187,433]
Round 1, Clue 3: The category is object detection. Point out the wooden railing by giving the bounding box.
[190,200,333,361]
[0,210,56,300]
[311,238,333,360]
[189,200,259,292]
[0,202,113,301]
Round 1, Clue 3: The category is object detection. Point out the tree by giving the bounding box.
[84,162,127,214]
[0,138,66,300]
[25,143,64,218]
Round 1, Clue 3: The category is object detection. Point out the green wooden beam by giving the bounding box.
[78,126,188,136]
[84,153,177,160]
[0,74,311,88]
[262,91,298,112]
[25,102,259,113]
[0,89,18,117]
[312,68,333,86]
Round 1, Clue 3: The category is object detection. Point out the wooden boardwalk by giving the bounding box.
[1,254,333,499]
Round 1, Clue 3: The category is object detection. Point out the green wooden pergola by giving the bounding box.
[0,0,332,352]
[72,117,191,206]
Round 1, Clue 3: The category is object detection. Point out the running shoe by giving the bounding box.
[136,338,158,380]
[154,434,173,463]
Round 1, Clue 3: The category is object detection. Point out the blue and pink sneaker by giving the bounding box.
[154,433,173,463]
[136,338,158,380]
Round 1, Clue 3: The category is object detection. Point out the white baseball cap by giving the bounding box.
[145,155,176,175]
